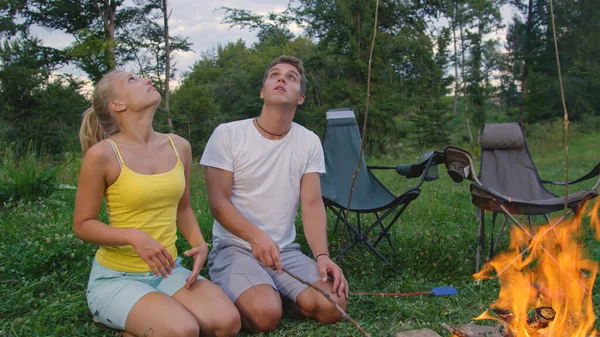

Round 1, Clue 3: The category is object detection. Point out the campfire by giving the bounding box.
[466,200,600,337]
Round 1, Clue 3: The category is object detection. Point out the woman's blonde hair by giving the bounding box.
[79,70,124,155]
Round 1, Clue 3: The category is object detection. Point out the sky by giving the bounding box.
[31,0,517,85]
[32,0,298,83]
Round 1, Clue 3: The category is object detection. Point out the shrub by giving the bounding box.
[0,151,58,202]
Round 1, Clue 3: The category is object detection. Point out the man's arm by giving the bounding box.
[205,166,283,272]
[300,172,348,298]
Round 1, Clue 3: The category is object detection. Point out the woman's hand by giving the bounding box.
[183,241,209,288]
[129,229,175,277]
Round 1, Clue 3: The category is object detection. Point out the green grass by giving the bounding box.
[1,126,599,336]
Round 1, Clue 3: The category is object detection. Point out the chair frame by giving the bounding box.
[324,151,445,274]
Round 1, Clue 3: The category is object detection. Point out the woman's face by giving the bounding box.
[110,72,161,113]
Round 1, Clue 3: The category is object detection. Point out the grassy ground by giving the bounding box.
[1,123,599,336]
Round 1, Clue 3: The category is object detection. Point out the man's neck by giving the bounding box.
[255,104,296,139]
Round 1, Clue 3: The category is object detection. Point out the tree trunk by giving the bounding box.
[459,19,473,142]
[163,0,173,133]
[98,0,117,70]
[451,7,459,115]
[520,0,534,124]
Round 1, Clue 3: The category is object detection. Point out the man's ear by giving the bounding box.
[259,88,265,100]
[296,94,305,105]
[109,101,126,112]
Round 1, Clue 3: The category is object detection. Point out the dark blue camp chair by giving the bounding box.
[320,108,445,273]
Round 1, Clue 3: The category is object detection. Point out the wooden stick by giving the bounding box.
[341,0,380,254]
[282,267,371,337]
[549,0,569,215]
[0,279,17,284]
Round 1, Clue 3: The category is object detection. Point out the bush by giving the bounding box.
[0,150,58,202]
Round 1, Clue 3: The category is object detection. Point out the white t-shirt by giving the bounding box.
[200,118,325,250]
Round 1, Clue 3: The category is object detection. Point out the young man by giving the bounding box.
[200,55,348,333]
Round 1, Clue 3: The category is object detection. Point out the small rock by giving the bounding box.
[394,328,441,337]
[456,324,502,337]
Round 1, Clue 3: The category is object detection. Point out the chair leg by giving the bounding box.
[528,215,534,235]
[327,202,405,275]
[363,240,400,275]
[476,209,485,273]
[489,212,498,260]
[492,215,509,256]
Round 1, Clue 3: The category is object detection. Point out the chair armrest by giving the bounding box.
[443,146,481,185]
[541,163,600,189]
[368,164,419,178]
[368,151,444,180]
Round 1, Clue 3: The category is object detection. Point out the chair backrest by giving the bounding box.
[479,123,556,201]
[320,108,396,211]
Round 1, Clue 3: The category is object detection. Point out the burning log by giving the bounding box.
[491,308,516,337]
[490,307,556,337]
[491,308,514,324]
[527,307,556,331]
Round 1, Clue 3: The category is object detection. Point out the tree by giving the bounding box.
[505,0,547,122]
[120,0,192,132]
[27,0,130,82]
[463,0,503,133]
[0,35,88,153]
[0,0,28,38]
[220,5,298,55]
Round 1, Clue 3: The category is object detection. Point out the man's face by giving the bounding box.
[260,63,305,106]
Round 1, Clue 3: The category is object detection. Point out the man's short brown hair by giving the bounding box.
[262,55,307,94]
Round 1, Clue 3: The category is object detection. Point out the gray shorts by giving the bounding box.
[208,241,321,303]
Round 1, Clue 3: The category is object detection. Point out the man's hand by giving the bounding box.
[249,230,282,273]
[130,230,175,277]
[183,241,209,288]
[316,255,349,299]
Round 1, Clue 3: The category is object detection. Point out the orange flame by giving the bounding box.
[471,199,600,337]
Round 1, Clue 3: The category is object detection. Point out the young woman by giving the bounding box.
[74,70,240,337]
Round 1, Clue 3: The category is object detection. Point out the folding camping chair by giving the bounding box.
[444,122,600,272]
[320,108,445,273]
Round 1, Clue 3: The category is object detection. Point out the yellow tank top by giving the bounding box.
[95,136,185,272]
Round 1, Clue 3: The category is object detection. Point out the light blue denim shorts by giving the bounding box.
[86,257,206,330]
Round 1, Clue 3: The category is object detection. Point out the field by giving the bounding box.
[1,122,599,336]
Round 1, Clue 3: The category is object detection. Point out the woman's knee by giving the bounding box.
[141,317,198,337]
[168,318,200,337]
[204,306,241,337]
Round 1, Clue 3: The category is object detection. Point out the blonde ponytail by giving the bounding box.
[79,107,108,156]
[78,70,124,156]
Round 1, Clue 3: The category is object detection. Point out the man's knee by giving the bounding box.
[300,290,347,324]
[242,301,282,333]
[314,302,344,324]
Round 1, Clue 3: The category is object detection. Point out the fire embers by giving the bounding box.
[488,307,555,337]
